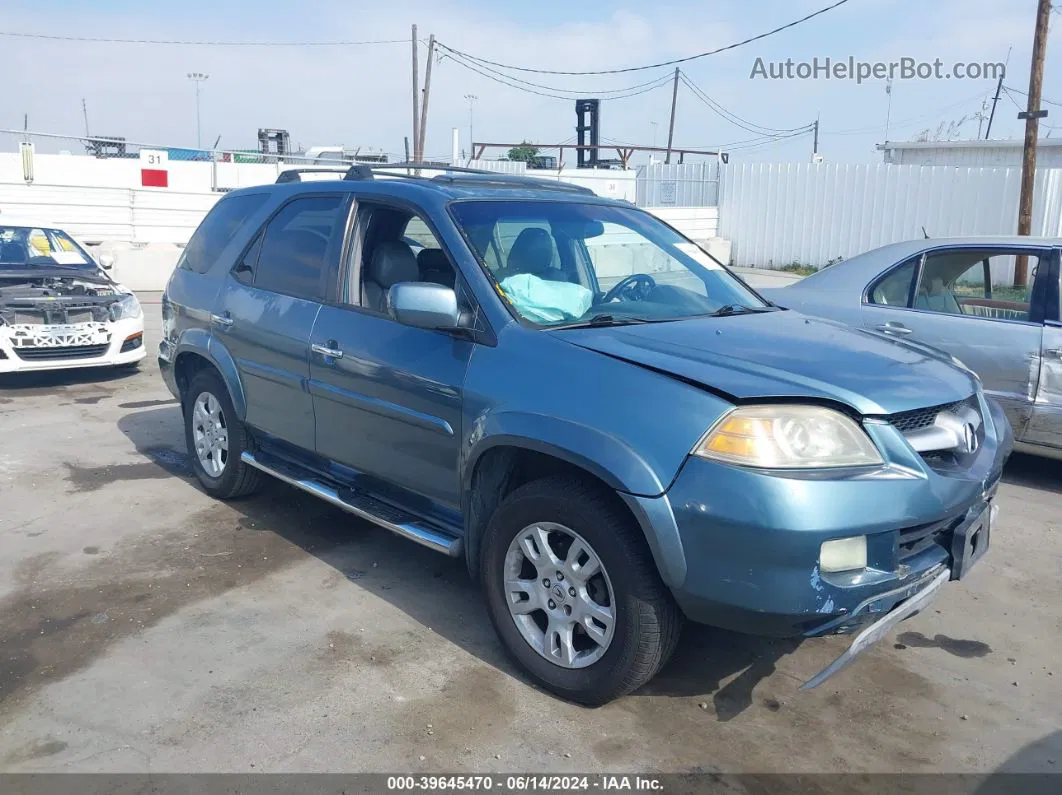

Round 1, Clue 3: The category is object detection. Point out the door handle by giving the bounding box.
[877,322,913,336]
[311,342,344,360]
[210,312,234,328]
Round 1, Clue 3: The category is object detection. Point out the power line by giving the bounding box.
[435,0,854,75]
[824,89,993,136]
[443,51,674,100]
[1004,85,1062,107]
[0,30,406,46]
[679,72,814,135]
[440,51,673,96]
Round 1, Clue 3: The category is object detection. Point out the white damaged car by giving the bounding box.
[0,221,145,373]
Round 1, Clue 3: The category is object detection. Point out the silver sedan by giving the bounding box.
[760,236,1062,460]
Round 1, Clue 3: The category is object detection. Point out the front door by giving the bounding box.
[213,193,348,451]
[309,204,474,511]
[862,246,1050,438]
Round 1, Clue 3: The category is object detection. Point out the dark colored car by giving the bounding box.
[160,166,1011,705]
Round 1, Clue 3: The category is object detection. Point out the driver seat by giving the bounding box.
[505,228,566,282]
[362,241,419,312]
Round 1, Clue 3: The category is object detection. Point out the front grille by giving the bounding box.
[898,516,960,563]
[888,398,975,434]
[14,344,110,361]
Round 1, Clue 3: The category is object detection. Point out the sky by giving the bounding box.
[1,0,1059,165]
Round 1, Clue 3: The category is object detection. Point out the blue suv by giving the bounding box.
[160,165,1012,705]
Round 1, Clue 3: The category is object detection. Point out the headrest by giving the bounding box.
[506,227,554,275]
[367,241,419,288]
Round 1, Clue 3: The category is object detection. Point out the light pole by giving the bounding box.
[187,72,209,149]
[649,121,658,147]
[464,94,478,160]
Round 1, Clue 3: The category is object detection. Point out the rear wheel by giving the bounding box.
[481,476,681,706]
[183,369,261,499]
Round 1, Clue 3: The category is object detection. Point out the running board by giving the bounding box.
[240,451,462,557]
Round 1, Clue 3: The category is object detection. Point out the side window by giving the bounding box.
[917,250,1037,322]
[402,216,441,253]
[181,193,269,274]
[254,195,345,300]
[868,258,917,306]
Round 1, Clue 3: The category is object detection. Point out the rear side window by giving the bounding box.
[868,258,917,306]
[253,195,345,300]
[181,193,268,274]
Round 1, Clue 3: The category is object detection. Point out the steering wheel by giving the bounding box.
[602,273,657,303]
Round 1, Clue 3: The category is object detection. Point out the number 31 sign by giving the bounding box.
[140,149,169,188]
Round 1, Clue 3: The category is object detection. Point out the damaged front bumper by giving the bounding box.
[0,317,146,372]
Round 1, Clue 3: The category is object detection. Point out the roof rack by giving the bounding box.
[274,162,596,195]
[340,162,596,195]
[275,167,350,183]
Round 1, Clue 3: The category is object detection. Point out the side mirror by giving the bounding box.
[389,282,461,331]
[99,253,115,270]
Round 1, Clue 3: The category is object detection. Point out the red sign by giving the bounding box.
[141,168,169,188]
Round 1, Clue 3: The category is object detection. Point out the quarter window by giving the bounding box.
[180,193,268,274]
[868,259,917,306]
[253,195,345,300]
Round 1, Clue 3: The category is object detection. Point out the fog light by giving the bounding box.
[820,536,867,573]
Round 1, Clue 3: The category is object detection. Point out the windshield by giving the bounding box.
[450,200,767,327]
[0,225,97,271]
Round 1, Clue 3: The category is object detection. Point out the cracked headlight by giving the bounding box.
[109,293,142,321]
[693,405,883,469]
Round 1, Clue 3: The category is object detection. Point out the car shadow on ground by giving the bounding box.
[115,405,805,714]
[0,366,138,393]
[1000,452,1062,495]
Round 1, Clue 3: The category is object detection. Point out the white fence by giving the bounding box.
[719,162,1062,269]
[636,162,720,207]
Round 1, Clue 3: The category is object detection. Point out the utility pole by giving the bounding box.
[417,34,436,163]
[985,74,1004,139]
[665,67,680,164]
[1015,0,1052,287]
[812,114,820,160]
[464,94,478,161]
[187,72,208,149]
[985,46,1012,140]
[81,98,90,137]
[411,24,420,163]
[884,79,893,142]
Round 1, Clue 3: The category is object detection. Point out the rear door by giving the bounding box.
[1025,249,1062,450]
[861,246,1049,438]
[212,193,350,451]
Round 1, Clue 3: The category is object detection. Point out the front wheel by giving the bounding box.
[183,369,261,499]
[481,476,681,706]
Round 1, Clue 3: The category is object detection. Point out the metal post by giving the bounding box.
[412,25,420,162]
[187,72,209,149]
[665,68,679,164]
[464,94,478,162]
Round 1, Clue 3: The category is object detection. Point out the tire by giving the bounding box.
[183,368,261,499]
[481,475,682,706]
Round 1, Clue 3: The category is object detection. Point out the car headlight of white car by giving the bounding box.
[693,405,883,469]
[109,293,143,322]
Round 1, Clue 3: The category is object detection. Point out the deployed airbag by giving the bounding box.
[499,273,593,323]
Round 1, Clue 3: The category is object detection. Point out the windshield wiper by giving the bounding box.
[550,314,652,330]
[709,304,771,317]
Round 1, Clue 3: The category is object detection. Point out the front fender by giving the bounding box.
[463,411,666,497]
[461,412,687,587]
[173,329,248,421]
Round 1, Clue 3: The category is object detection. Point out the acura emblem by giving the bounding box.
[961,423,979,454]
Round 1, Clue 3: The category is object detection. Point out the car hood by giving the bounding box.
[556,310,977,415]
